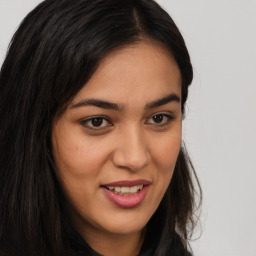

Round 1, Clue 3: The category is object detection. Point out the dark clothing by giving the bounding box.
[68,230,192,256]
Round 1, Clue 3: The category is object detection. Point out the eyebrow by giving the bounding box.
[145,93,180,109]
[70,99,122,111]
[70,93,180,111]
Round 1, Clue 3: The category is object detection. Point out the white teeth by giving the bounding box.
[121,187,129,194]
[129,186,137,193]
[106,185,144,195]
[115,186,121,192]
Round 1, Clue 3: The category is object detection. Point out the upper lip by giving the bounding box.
[101,179,151,187]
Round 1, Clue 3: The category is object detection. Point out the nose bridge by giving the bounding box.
[112,124,150,171]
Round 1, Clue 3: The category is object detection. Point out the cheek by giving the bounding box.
[53,126,111,179]
[52,131,109,208]
[151,129,181,168]
[150,129,181,192]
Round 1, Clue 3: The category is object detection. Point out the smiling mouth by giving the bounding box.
[101,180,151,208]
[105,185,144,196]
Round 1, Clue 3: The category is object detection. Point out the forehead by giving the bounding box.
[71,40,181,106]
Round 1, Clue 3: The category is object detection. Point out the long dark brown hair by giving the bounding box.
[0,0,201,255]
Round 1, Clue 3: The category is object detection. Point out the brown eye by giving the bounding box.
[81,116,111,130]
[91,118,104,127]
[152,114,164,123]
[147,113,174,126]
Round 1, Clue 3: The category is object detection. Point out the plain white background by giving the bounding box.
[0,1,256,255]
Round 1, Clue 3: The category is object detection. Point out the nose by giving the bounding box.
[112,126,150,172]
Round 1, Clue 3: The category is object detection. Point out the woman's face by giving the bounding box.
[52,40,182,241]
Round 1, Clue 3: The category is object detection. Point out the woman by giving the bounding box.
[0,0,201,255]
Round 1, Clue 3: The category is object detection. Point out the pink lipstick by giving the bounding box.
[101,179,151,208]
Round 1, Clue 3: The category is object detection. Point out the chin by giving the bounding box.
[93,211,150,236]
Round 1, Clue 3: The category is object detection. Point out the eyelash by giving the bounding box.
[80,113,174,131]
[80,116,112,130]
[146,113,174,126]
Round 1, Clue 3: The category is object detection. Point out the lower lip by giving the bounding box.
[101,186,149,208]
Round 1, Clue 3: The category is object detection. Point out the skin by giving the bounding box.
[52,40,182,256]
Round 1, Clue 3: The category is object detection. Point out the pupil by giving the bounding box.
[92,118,103,127]
[153,115,163,123]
